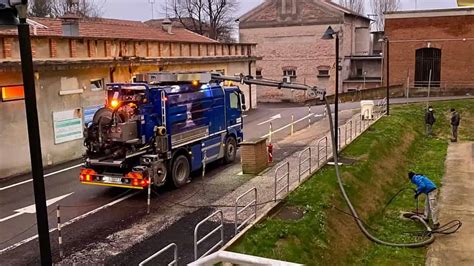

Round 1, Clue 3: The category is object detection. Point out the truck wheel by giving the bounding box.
[171,155,190,188]
[224,136,237,164]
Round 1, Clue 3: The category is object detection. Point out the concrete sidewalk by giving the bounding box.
[427,142,474,265]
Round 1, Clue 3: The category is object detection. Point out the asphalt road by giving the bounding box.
[0,96,471,264]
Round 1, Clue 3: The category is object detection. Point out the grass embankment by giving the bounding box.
[230,99,474,265]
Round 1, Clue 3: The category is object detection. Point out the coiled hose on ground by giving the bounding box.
[323,96,436,248]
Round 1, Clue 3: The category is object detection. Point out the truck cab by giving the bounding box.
[80,72,245,190]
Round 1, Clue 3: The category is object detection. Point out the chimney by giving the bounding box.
[162,18,173,34]
[61,13,80,37]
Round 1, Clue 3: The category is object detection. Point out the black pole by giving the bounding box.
[248,61,252,110]
[18,16,52,265]
[386,38,390,116]
[335,33,339,152]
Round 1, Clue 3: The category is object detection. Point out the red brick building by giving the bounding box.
[385,7,474,91]
[239,0,381,102]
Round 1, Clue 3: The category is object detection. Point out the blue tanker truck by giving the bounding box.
[80,72,245,189]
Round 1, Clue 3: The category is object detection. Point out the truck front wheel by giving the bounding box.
[224,136,237,164]
[171,155,190,188]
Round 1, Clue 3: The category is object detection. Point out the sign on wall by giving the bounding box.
[53,109,83,144]
[83,105,103,125]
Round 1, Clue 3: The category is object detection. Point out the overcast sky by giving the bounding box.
[102,0,459,21]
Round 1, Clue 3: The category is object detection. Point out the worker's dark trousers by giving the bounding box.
[426,124,433,136]
[452,125,458,141]
[424,189,439,225]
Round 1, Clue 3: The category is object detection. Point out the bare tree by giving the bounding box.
[30,0,53,17]
[29,0,104,18]
[370,0,400,31]
[338,0,364,14]
[167,0,238,42]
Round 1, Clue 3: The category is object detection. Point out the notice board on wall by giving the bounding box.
[53,109,83,144]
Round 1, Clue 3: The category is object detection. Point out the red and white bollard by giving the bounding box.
[267,143,273,163]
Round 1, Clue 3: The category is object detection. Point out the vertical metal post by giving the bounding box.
[338,127,341,150]
[335,33,340,153]
[248,61,253,110]
[269,122,273,143]
[386,38,390,116]
[291,114,294,135]
[17,8,52,264]
[202,150,207,178]
[345,124,348,145]
[147,180,151,214]
[427,69,432,108]
[308,106,311,128]
[57,205,63,259]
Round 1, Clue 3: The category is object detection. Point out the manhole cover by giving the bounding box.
[272,206,305,221]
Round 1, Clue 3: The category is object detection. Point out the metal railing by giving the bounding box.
[317,137,328,167]
[234,188,257,235]
[139,243,178,266]
[194,210,224,260]
[298,147,312,182]
[274,161,290,201]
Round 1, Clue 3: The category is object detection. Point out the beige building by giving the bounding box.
[0,16,258,178]
[239,0,381,102]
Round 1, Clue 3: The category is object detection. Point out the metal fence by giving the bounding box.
[141,110,387,265]
[298,147,312,182]
[317,137,328,167]
[139,243,178,266]
[234,188,258,235]
[274,161,290,201]
[194,210,224,260]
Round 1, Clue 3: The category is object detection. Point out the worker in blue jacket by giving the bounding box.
[408,171,440,229]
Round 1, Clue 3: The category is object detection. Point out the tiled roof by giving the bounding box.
[0,17,218,43]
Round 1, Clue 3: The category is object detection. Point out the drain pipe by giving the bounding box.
[323,96,435,247]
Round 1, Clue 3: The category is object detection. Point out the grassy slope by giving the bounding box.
[230,99,474,265]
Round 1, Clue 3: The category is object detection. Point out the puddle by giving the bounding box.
[272,206,305,221]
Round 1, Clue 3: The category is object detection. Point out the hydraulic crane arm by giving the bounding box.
[210,73,326,100]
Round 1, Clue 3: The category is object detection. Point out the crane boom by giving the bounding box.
[211,73,326,100]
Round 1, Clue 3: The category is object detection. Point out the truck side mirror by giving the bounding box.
[240,92,246,111]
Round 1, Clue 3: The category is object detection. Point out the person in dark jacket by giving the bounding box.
[424,106,436,136]
[450,108,461,142]
[408,171,440,229]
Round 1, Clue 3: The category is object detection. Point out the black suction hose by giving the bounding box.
[323,96,435,247]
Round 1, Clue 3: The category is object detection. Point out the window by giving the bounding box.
[256,68,262,79]
[283,69,296,77]
[229,92,239,109]
[1,85,24,102]
[62,22,79,37]
[317,65,330,78]
[318,69,329,77]
[90,79,104,91]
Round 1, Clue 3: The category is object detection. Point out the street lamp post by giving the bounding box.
[322,26,340,152]
[379,37,390,115]
[1,1,52,264]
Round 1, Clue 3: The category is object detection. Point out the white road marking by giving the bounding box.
[260,113,314,138]
[0,164,82,191]
[257,114,281,126]
[0,193,74,223]
[0,191,139,254]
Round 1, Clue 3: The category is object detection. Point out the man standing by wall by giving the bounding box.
[450,108,461,142]
[425,106,436,137]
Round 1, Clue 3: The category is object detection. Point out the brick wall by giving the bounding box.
[240,138,268,174]
[240,24,339,102]
[385,15,474,89]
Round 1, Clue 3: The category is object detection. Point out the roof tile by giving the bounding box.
[0,17,217,43]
